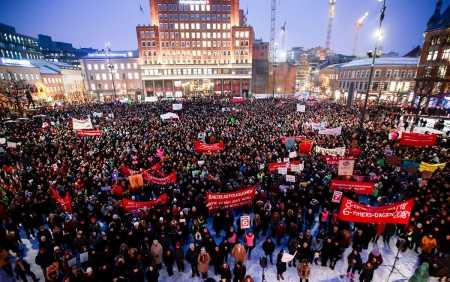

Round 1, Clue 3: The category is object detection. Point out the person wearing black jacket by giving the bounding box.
[220,237,230,263]
[352,230,365,252]
[185,243,200,277]
[213,213,224,237]
[174,242,185,272]
[359,262,375,282]
[262,237,276,265]
[276,249,287,281]
[212,246,223,275]
[145,264,160,282]
[233,261,246,282]
[163,248,175,276]
[35,247,52,276]
[14,259,39,282]
[298,243,312,263]
[330,240,342,270]
[321,237,333,267]
[219,262,232,282]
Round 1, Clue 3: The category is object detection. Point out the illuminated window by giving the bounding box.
[94,64,98,70]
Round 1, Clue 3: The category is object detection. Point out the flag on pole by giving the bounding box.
[140,4,144,13]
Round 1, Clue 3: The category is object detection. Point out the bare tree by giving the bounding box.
[0,71,35,116]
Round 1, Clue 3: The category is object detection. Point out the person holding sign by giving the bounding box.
[276,249,287,281]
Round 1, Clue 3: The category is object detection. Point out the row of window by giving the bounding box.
[159,49,242,57]
[427,49,450,61]
[143,67,248,76]
[47,86,64,93]
[423,66,447,78]
[339,81,409,92]
[339,69,413,79]
[0,48,41,60]
[159,41,234,48]
[88,72,140,81]
[0,72,40,81]
[159,13,231,21]
[143,59,248,65]
[90,83,140,91]
[157,4,230,12]
[159,22,231,30]
[43,77,62,84]
[0,33,38,47]
[86,63,138,71]
[62,74,83,81]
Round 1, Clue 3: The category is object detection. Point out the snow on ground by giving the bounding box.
[0,213,442,282]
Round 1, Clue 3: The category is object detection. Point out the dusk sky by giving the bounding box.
[0,0,446,58]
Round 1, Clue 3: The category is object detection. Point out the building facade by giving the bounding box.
[40,68,65,103]
[0,23,43,60]
[252,39,269,94]
[137,0,254,98]
[80,51,142,101]
[319,57,419,102]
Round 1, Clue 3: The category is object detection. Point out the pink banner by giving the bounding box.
[322,156,355,167]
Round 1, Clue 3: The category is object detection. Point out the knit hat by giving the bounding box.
[190,243,195,248]
[201,247,206,252]
[54,246,60,251]
[86,267,92,273]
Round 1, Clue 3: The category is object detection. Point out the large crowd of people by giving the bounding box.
[0,98,449,282]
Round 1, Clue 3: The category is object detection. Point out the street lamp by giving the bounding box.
[105,42,117,101]
[272,43,278,98]
[359,0,386,131]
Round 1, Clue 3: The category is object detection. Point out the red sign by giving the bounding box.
[322,156,355,167]
[332,191,343,203]
[300,140,313,154]
[123,194,168,212]
[150,162,161,171]
[206,186,256,212]
[194,140,224,153]
[230,97,245,103]
[331,180,375,194]
[268,160,301,173]
[76,130,101,136]
[240,215,251,229]
[121,166,139,177]
[281,136,305,144]
[339,197,413,224]
[142,170,177,185]
[400,132,437,147]
[50,186,72,213]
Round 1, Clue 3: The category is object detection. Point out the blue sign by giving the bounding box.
[285,138,295,151]
[112,171,119,179]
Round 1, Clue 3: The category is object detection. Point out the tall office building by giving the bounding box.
[137,0,254,98]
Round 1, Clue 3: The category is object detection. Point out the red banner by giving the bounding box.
[281,136,305,144]
[76,130,101,136]
[142,170,177,185]
[331,180,375,194]
[268,161,301,173]
[230,97,245,103]
[322,156,355,167]
[123,194,168,212]
[206,186,256,212]
[350,175,382,182]
[339,197,413,224]
[121,166,139,177]
[300,140,313,154]
[194,140,224,153]
[50,186,72,213]
[400,132,437,146]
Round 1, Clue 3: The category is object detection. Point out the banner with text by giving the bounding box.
[268,160,301,173]
[331,180,374,194]
[418,161,446,172]
[142,170,177,185]
[76,130,101,136]
[194,140,224,153]
[338,159,355,176]
[123,194,168,212]
[319,126,342,136]
[400,132,437,147]
[72,118,93,130]
[322,155,355,167]
[316,146,346,156]
[206,186,256,212]
[339,197,413,224]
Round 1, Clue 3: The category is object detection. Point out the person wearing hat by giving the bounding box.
[198,247,210,279]
[14,258,39,282]
[37,226,53,244]
[73,231,88,254]
[276,249,287,281]
[232,241,246,266]
[262,237,276,265]
[346,249,362,279]
[174,242,185,272]
[84,266,97,281]
[185,243,200,277]
[367,249,383,270]
[297,259,311,282]
[352,229,365,253]
[227,226,237,250]
[151,239,163,270]
[234,261,247,282]
[420,233,437,254]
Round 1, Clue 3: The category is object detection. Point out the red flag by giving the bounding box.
[50,186,72,213]
[150,162,161,171]
[51,127,56,135]
[2,165,12,175]
[140,4,144,13]
[121,165,139,176]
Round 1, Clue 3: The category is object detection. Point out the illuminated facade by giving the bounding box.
[137,0,254,98]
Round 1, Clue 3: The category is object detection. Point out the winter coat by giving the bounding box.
[212,248,223,265]
[185,248,198,265]
[232,245,246,264]
[234,264,247,280]
[368,252,383,269]
[163,251,175,266]
[220,265,232,281]
[384,224,396,237]
[151,243,163,264]
[276,252,287,273]
[297,263,311,279]
[374,223,385,236]
[331,244,342,261]
[352,233,365,251]
[262,240,276,255]
[420,235,437,254]
[276,224,286,238]
[437,237,450,254]
[347,251,362,270]
[339,230,351,248]
[174,246,185,262]
[14,261,33,276]
[198,252,210,273]
[0,247,10,267]
[359,263,375,281]
[311,238,323,252]
[145,267,160,282]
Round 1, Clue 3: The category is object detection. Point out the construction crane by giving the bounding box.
[281,21,286,50]
[325,0,336,50]
[270,0,276,62]
[352,12,368,56]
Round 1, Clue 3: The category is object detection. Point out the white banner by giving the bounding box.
[289,151,297,158]
[7,142,17,148]
[92,112,103,118]
[338,159,355,176]
[278,167,288,175]
[72,118,93,130]
[316,146,346,156]
[297,104,305,112]
[311,122,326,131]
[108,113,114,118]
[173,104,182,110]
[286,175,296,182]
[282,251,297,262]
[290,165,301,172]
[319,126,342,136]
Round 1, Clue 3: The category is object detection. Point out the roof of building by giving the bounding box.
[322,63,344,70]
[404,46,422,57]
[38,66,60,75]
[339,57,419,69]
[427,1,449,32]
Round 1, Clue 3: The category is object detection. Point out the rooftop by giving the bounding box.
[340,57,419,69]
[39,66,60,75]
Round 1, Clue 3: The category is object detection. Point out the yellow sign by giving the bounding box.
[128,174,144,188]
[418,162,446,172]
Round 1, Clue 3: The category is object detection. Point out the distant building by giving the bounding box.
[80,50,142,101]
[273,62,297,94]
[0,23,42,60]
[252,39,269,93]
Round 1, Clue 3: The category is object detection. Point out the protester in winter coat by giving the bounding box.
[243,275,254,282]
[353,229,365,252]
[212,245,223,275]
[330,240,342,270]
[185,243,200,277]
[340,229,352,250]
[437,234,450,257]
[347,249,362,279]
[14,259,39,282]
[288,240,299,267]
[244,231,256,260]
[298,243,312,263]
[421,233,437,254]
[367,249,383,270]
[321,237,333,267]
[163,248,175,276]
[219,262,232,282]
[359,262,375,282]
[276,249,287,281]
[213,213,224,237]
[373,223,385,244]
[145,264,160,282]
[383,223,396,243]
[233,261,247,282]
[297,259,311,282]
[232,242,246,265]
[312,237,323,265]
[262,237,276,265]
[198,247,211,279]
[276,222,286,245]
[174,242,185,272]
[35,247,52,276]
[151,240,163,270]
[220,237,231,263]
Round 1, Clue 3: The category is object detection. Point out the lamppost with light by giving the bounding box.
[359,0,386,131]
[105,42,117,101]
[272,43,278,98]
